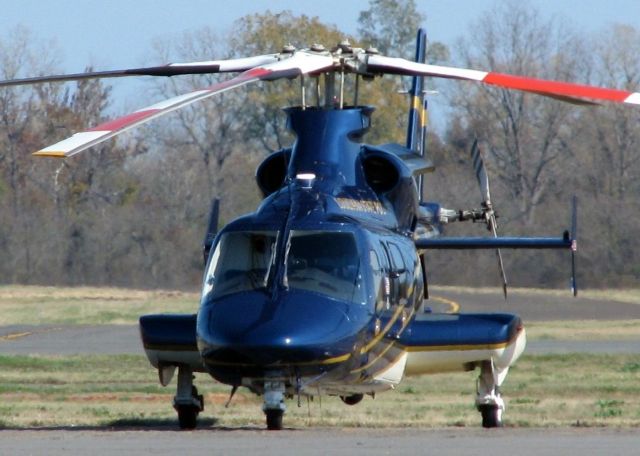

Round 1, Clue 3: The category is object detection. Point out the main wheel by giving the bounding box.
[340,394,364,406]
[479,404,503,428]
[265,409,284,430]
[177,405,199,430]
[176,386,203,430]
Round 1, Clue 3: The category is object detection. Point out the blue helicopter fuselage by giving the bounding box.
[196,106,424,393]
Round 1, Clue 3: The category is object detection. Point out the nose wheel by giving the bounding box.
[262,374,286,430]
[265,408,284,430]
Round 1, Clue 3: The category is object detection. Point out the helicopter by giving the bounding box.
[1,28,638,431]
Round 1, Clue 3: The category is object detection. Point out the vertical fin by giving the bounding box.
[406,28,428,202]
[570,195,578,297]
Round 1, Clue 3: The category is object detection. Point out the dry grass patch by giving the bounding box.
[0,286,199,325]
[1,353,640,429]
[526,320,640,341]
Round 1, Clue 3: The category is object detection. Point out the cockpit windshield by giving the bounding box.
[203,231,278,299]
[285,230,364,303]
[202,229,365,304]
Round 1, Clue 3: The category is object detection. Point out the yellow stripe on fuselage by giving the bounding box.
[352,305,416,374]
[360,305,405,354]
[404,341,510,352]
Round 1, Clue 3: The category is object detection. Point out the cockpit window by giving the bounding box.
[203,231,278,299]
[285,230,364,303]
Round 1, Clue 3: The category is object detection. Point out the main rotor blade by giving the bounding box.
[33,52,334,158]
[0,54,280,87]
[365,55,640,106]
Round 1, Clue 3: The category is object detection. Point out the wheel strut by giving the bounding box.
[173,366,204,430]
[475,360,505,428]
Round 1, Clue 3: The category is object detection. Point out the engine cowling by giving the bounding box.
[361,146,419,232]
[255,148,291,198]
[361,150,401,194]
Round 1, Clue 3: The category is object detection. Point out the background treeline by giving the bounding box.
[1,1,638,290]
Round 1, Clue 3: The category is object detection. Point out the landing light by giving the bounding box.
[296,173,316,189]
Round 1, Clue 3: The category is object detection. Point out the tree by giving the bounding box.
[577,24,640,200]
[358,0,423,59]
[567,24,640,286]
[0,26,62,282]
[358,0,448,62]
[450,1,586,226]
[229,11,350,152]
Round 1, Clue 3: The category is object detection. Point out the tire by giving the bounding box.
[265,409,284,430]
[340,394,364,406]
[177,405,199,430]
[479,404,503,428]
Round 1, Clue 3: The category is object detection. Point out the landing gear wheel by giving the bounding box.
[265,409,284,430]
[340,393,364,405]
[175,386,204,430]
[479,404,503,428]
[177,405,199,429]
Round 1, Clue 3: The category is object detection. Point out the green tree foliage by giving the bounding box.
[358,0,448,62]
[358,0,424,59]
[229,11,350,152]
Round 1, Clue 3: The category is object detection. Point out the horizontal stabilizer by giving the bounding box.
[416,234,575,250]
[400,313,526,376]
[139,314,205,372]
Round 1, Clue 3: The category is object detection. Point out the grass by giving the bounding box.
[0,286,199,325]
[0,353,640,428]
[526,320,640,341]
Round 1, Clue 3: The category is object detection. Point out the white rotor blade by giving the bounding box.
[366,55,640,106]
[34,52,334,158]
[167,54,280,72]
[0,54,280,87]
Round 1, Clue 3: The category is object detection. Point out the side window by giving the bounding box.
[387,242,410,307]
[388,243,406,272]
[378,242,394,311]
[370,250,385,313]
[370,250,382,289]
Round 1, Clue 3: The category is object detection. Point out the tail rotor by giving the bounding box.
[470,139,508,299]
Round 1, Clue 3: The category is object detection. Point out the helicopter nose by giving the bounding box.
[197,291,368,367]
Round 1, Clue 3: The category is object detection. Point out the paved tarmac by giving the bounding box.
[428,288,640,321]
[0,427,638,456]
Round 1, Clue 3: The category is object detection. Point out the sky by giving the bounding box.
[2,0,637,70]
[1,0,638,127]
